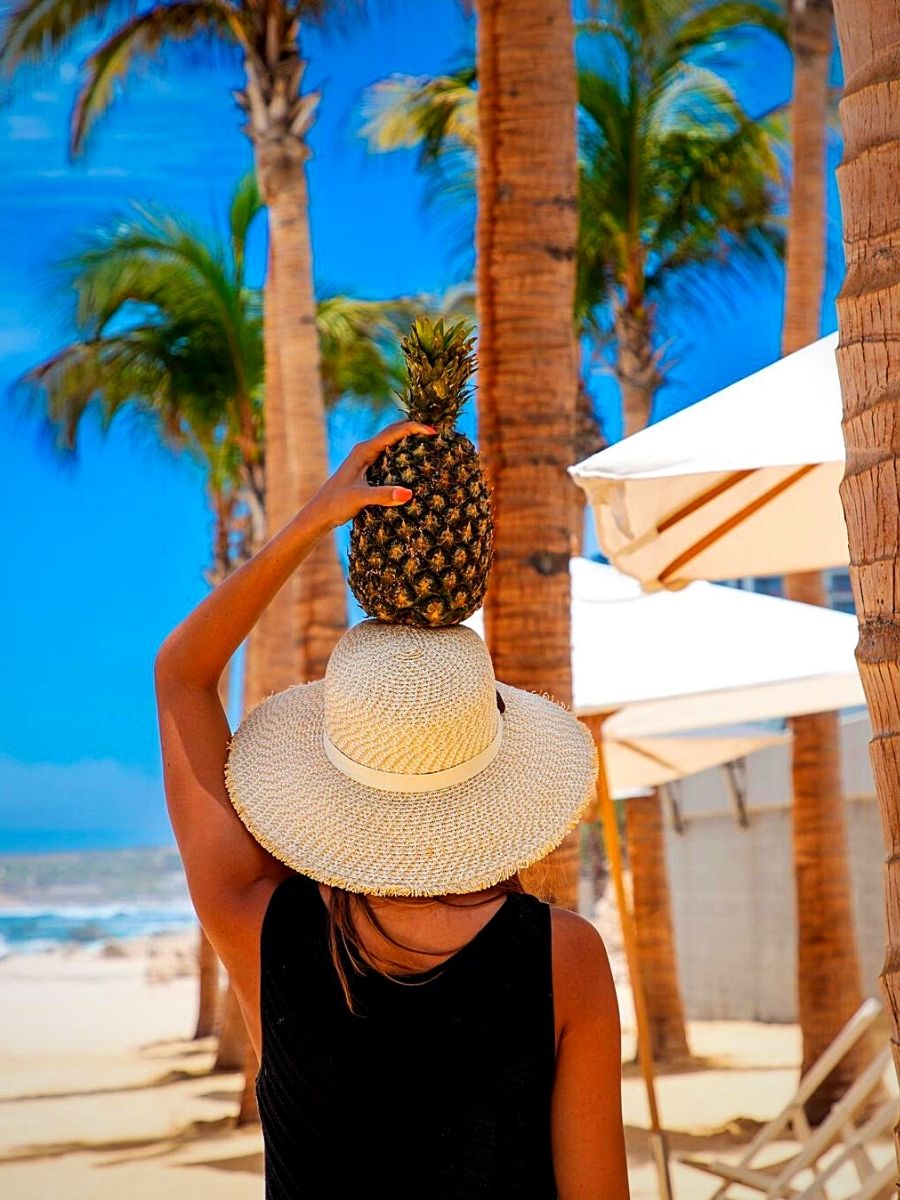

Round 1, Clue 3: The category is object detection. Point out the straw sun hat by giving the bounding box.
[224,619,598,897]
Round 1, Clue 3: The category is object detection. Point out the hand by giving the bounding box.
[307,420,437,529]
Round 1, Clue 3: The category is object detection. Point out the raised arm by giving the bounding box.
[153,420,434,945]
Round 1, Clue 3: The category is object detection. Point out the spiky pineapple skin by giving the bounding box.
[349,431,493,627]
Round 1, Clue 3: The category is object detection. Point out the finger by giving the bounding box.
[364,485,413,508]
[357,420,437,467]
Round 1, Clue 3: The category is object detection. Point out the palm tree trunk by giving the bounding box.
[213,631,268,1114]
[783,0,832,355]
[624,790,691,1062]
[214,981,247,1072]
[784,571,870,1121]
[832,0,900,1154]
[219,595,281,1121]
[475,0,580,909]
[570,376,606,556]
[190,667,230,1039]
[782,0,872,1122]
[254,233,299,696]
[194,930,220,1040]
[237,1039,260,1126]
[265,168,347,682]
[608,305,693,1058]
[614,303,662,438]
[244,18,347,687]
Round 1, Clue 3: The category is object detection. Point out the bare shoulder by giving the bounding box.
[550,905,618,1030]
[550,905,610,971]
[548,905,630,1198]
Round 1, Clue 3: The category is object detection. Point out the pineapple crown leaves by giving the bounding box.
[396,315,477,429]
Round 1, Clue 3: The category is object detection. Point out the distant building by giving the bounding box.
[661,713,882,1023]
[731,568,855,614]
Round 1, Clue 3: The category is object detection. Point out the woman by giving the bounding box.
[154,419,630,1199]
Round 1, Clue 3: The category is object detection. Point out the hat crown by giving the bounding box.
[324,620,499,775]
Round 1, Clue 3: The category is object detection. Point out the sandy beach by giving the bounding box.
[0,906,894,1200]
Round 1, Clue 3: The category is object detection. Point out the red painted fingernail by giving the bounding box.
[393,487,413,501]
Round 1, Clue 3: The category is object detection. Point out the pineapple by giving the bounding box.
[349,316,494,627]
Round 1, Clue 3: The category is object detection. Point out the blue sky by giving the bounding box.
[0,4,842,851]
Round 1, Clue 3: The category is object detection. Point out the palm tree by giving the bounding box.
[21,175,266,507]
[831,0,900,1149]
[780,0,874,1122]
[363,0,785,1059]
[783,0,834,357]
[473,0,581,911]
[364,7,785,436]
[20,174,412,486]
[15,175,417,1122]
[16,176,270,1116]
[0,0,353,690]
[577,3,783,1063]
[200,456,253,1044]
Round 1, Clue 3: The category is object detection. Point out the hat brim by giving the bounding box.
[224,680,598,896]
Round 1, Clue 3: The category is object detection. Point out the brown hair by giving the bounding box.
[324,869,541,1014]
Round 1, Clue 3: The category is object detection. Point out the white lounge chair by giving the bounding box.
[673,997,896,1199]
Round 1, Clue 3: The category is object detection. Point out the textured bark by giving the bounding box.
[237,1039,260,1127]
[184,579,226,1045]
[193,927,220,1040]
[614,304,662,438]
[253,229,298,697]
[570,376,606,556]
[784,571,871,1122]
[475,0,580,908]
[214,981,248,1072]
[609,299,691,1056]
[241,466,274,714]
[782,0,873,1123]
[833,0,900,1165]
[783,0,832,355]
[265,167,346,683]
[221,597,272,1121]
[243,627,270,713]
[624,791,691,1062]
[242,13,346,689]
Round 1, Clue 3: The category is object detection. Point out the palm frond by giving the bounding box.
[59,200,246,347]
[0,0,127,72]
[644,109,785,305]
[645,60,742,137]
[19,178,263,478]
[315,294,421,411]
[360,66,477,253]
[70,0,244,154]
[360,67,477,164]
[662,0,786,75]
[229,169,264,281]
[575,16,637,57]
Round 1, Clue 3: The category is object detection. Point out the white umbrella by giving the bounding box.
[569,334,849,588]
[568,558,864,735]
[470,557,864,734]
[605,728,786,795]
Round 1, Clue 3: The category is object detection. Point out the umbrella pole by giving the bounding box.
[589,715,674,1200]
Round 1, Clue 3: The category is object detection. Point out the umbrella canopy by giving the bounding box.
[568,558,863,736]
[470,557,863,735]
[604,728,786,795]
[569,334,849,588]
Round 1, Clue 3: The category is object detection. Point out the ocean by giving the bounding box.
[0,846,196,957]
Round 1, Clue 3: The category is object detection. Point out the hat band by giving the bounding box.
[322,716,505,794]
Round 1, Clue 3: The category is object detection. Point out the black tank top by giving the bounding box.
[256,871,559,1199]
